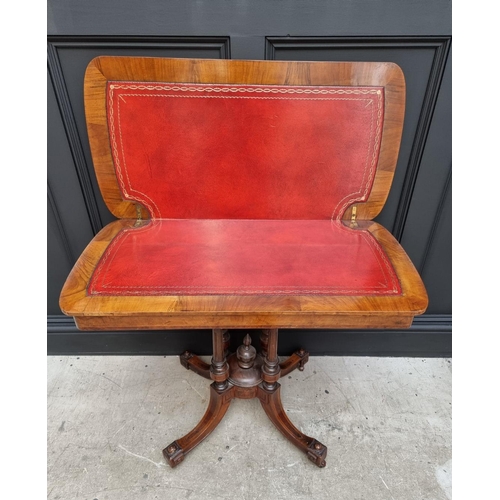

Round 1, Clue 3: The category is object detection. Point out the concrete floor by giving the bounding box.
[47,356,452,500]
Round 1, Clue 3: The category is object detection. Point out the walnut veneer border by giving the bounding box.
[84,57,405,221]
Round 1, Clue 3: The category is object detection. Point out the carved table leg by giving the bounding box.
[259,328,327,467]
[164,328,232,467]
[258,383,327,468]
[163,383,234,467]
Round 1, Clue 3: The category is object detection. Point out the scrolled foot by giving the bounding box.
[306,439,327,468]
[180,351,195,370]
[297,348,308,371]
[163,440,185,468]
[279,348,310,376]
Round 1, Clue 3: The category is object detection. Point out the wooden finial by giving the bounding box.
[237,334,256,369]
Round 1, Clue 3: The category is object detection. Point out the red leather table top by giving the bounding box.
[88,219,401,297]
[107,82,384,220]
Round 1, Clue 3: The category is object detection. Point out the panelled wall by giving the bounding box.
[47,0,451,356]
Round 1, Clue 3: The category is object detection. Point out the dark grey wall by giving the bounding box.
[47,0,451,355]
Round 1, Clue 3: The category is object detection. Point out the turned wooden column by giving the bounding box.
[223,330,230,358]
[261,328,281,390]
[210,328,230,391]
[260,329,269,358]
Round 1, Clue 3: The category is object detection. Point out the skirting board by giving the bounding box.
[47,315,451,357]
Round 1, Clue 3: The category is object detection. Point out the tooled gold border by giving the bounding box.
[107,83,383,219]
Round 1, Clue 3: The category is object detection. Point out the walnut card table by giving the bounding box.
[60,56,428,468]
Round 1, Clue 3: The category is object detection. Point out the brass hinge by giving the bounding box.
[350,206,358,228]
[134,204,142,226]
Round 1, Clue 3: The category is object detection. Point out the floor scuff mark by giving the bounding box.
[118,444,166,468]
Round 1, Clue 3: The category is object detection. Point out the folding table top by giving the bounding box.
[59,57,427,330]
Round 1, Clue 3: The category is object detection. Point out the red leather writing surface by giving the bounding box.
[88,220,401,296]
[107,83,384,219]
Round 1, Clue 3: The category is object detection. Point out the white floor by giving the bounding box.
[47,356,452,500]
